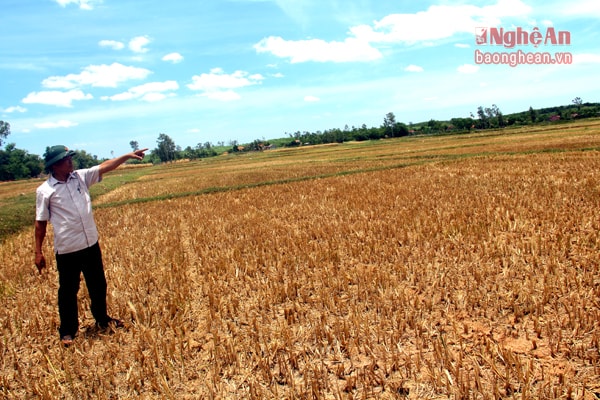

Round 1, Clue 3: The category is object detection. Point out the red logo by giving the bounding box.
[475,28,487,45]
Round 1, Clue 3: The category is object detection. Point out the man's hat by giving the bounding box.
[45,145,76,169]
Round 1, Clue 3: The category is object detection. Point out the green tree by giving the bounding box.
[182,146,197,160]
[383,112,397,137]
[247,139,264,151]
[450,117,475,131]
[74,150,100,169]
[154,133,177,162]
[529,106,537,123]
[0,121,10,147]
[476,106,488,128]
[0,143,43,180]
[497,110,505,127]
[474,104,503,128]
[394,122,409,136]
[490,104,504,127]
[427,119,443,133]
[129,140,139,151]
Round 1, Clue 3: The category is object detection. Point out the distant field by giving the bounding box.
[1,120,599,398]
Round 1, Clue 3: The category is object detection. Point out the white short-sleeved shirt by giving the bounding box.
[36,166,102,255]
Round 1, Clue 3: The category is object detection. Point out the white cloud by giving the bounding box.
[102,80,179,102]
[457,64,480,74]
[141,92,170,102]
[304,95,320,102]
[54,0,97,10]
[455,43,470,49]
[187,68,264,101]
[104,92,135,102]
[255,36,381,63]
[203,90,241,101]
[129,36,151,53]
[139,81,179,92]
[42,63,152,89]
[405,64,424,72]
[351,0,532,44]
[22,90,93,107]
[162,52,184,63]
[573,53,600,64]
[99,40,125,50]
[557,0,600,17]
[34,120,79,129]
[255,0,532,63]
[2,106,27,113]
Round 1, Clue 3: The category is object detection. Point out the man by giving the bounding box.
[35,145,148,346]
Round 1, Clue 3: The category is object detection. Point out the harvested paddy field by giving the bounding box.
[1,120,599,398]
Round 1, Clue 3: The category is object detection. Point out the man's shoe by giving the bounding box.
[61,335,74,347]
[97,318,124,330]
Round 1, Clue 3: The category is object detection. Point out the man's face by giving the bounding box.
[52,156,74,175]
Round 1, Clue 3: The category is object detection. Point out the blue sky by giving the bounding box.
[1,0,599,158]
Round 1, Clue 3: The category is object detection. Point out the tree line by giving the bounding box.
[0,120,102,180]
[231,99,599,150]
[1,99,599,181]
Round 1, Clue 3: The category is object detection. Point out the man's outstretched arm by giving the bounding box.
[99,148,148,177]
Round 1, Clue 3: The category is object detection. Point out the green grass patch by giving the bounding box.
[0,192,36,242]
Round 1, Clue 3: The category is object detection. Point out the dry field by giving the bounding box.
[1,121,599,399]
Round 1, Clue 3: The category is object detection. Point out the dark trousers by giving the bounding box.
[56,242,110,337]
